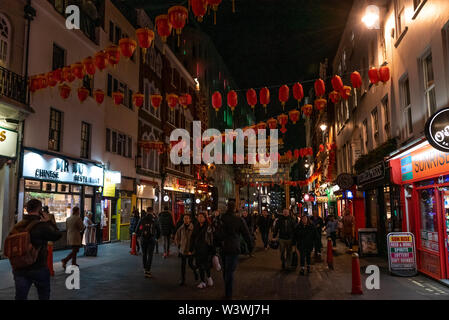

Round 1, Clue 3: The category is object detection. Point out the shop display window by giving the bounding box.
[419,188,439,252]
[42,182,56,192]
[417,179,434,187]
[25,180,41,190]
[85,186,94,195]
[58,183,70,193]
[120,198,132,224]
[71,185,81,193]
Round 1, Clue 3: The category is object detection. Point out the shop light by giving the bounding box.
[362,5,380,29]
[320,124,327,132]
[154,196,158,202]
[163,195,170,202]
[196,198,201,204]
[207,206,211,210]
[305,163,310,168]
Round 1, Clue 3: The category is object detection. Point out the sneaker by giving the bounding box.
[197,282,206,289]
[207,277,214,287]
[307,266,311,274]
[145,271,152,278]
[300,268,305,276]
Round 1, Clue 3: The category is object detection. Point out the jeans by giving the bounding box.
[279,239,292,267]
[260,231,269,248]
[62,246,80,266]
[313,234,322,255]
[344,233,353,249]
[330,232,337,247]
[162,235,170,254]
[299,249,311,267]
[222,255,239,298]
[181,254,197,281]
[141,239,156,272]
[13,267,50,300]
[196,254,211,282]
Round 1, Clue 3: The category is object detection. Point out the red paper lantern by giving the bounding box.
[106,45,120,66]
[119,38,137,59]
[212,91,222,113]
[59,84,71,99]
[62,66,75,83]
[329,91,341,104]
[151,94,162,109]
[256,122,266,131]
[379,66,390,83]
[179,93,192,109]
[314,79,325,98]
[227,90,238,112]
[82,57,96,77]
[368,68,380,85]
[267,118,277,129]
[314,98,327,112]
[168,6,188,39]
[340,86,352,100]
[319,144,325,153]
[206,0,222,24]
[277,114,288,134]
[286,150,293,160]
[46,71,59,88]
[155,15,172,43]
[351,71,362,89]
[246,88,257,110]
[289,109,300,124]
[29,76,39,93]
[78,87,89,103]
[259,87,270,112]
[71,62,84,80]
[301,104,313,117]
[112,92,124,105]
[292,82,304,106]
[94,51,108,71]
[331,75,344,92]
[191,0,208,22]
[133,93,144,108]
[94,89,105,105]
[167,93,179,109]
[136,28,154,53]
[279,85,289,110]
[294,149,300,159]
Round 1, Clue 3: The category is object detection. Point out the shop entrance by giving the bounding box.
[439,188,449,279]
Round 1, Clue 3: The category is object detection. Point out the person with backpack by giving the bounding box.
[294,215,318,275]
[257,209,272,251]
[61,207,84,269]
[272,209,296,270]
[5,199,61,300]
[129,208,141,253]
[158,205,175,258]
[214,200,252,300]
[136,207,161,278]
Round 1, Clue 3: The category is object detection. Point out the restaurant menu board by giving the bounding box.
[387,232,417,276]
[358,228,379,256]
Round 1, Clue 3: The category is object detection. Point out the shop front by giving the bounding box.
[164,175,195,225]
[20,148,104,249]
[117,176,136,241]
[136,177,159,214]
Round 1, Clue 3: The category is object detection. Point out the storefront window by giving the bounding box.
[85,186,94,195]
[71,185,81,193]
[417,179,435,187]
[419,188,439,252]
[25,180,40,190]
[42,182,56,192]
[57,183,70,193]
[24,192,80,225]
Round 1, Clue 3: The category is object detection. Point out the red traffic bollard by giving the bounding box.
[327,237,333,270]
[47,244,55,276]
[130,233,137,255]
[351,252,363,295]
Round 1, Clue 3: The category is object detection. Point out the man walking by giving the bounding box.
[174,214,198,285]
[342,210,355,252]
[61,207,84,269]
[6,199,61,300]
[272,209,296,270]
[310,210,325,259]
[136,208,160,278]
[257,209,272,250]
[158,205,175,258]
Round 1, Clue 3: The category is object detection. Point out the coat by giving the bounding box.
[175,223,194,255]
[343,215,355,235]
[257,215,272,233]
[189,222,214,257]
[66,215,84,246]
[273,215,296,240]
[214,212,252,256]
[82,216,96,245]
[294,223,318,252]
[158,211,175,236]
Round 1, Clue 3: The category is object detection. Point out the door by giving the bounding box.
[439,188,449,278]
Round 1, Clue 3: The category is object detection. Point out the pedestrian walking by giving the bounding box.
[61,207,84,269]
[5,199,61,300]
[294,215,318,275]
[325,215,338,247]
[257,209,272,250]
[190,212,214,289]
[159,205,175,258]
[129,208,141,253]
[175,214,198,286]
[214,200,252,300]
[342,210,355,251]
[136,208,161,278]
[272,209,296,270]
[82,212,96,250]
[310,210,325,258]
[42,206,57,276]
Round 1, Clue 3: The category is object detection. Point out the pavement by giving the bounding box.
[0,236,449,300]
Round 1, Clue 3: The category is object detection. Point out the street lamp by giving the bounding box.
[362,5,380,30]
[320,123,327,131]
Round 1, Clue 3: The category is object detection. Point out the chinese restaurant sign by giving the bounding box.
[387,232,417,276]
[400,144,449,182]
[0,127,18,158]
[425,107,449,152]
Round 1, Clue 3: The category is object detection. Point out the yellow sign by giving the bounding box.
[103,171,120,197]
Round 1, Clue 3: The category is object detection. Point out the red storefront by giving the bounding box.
[390,141,449,280]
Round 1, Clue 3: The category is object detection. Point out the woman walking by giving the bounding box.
[294,215,318,275]
[190,212,214,289]
[82,212,96,250]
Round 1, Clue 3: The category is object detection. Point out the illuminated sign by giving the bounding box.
[103,170,121,197]
[346,190,354,199]
[425,107,449,152]
[0,127,18,158]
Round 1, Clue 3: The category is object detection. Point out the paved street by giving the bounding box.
[1,236,448,300]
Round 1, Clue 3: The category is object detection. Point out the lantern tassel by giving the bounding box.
[232,0,235,13]
[214,11,216,25]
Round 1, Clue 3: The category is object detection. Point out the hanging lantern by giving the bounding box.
[278,85,290,110]
[82,57,96,77]
[289,109,300,124]
[52,68,63,83]
[302,104,313,117]
[94,51,108,71]
[299,148,305,158]
[340,86,352,100]
[78,87,89,103]
[133,93,145,108]
[119,38,137,59]
[331,75,344,92]
[136,28,155,54]
[294,149,300,159]
[106,45,121,66]
[71,62,84,80]
[179,93,192,109]
[379,66,390,83]
[62,66,75,83]
[191,0,208,22]
[155,15,172,44]
[151,94,163,109]
[368,68,380,85]
[314,98,327,112]
[206,0,222,24]
[112,92,124,105]
[329,91,341,104]
[319,144,325,153]
[351,71,362,89]
[46,71,59,88]
[29,76,40,93]
[36,74,48,90]
[292,82,304,107]
[277,114,288,134]
[59,84,71,100]
[227,90,238,113]
[212,91,222,114]
[168,6,188,46]
[259,87,270,113]
[246,88,257,110]
[256,122,266,131]
[93,89,105,105]
[267,118,277,130]
[286,150,293,161]
[314,79,325,98]
[167,93,179,109]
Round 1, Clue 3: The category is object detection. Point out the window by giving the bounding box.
[108,74,132,109]
[371,107,379,147]
[413,0,423,10]
[114,24,122,45]
[52,43,66,70]
[80,122,91,158]
[169,107,176,124]
[49,108,63,151]
[0,14,10,67]
[422,52,436,117]
[141,132,160,173]
[106,128,132,158]
[82,75,93,95]
[396,0,407,36]
[382,95,390,139]
[401,76,413,137]
[363,119,369,150]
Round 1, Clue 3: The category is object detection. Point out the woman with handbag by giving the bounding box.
[190,212,214,289]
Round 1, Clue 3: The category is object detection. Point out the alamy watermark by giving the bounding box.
[65,5,80,30]
[65,265,80,290]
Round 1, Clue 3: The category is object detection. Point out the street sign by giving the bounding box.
[387,232,417,277]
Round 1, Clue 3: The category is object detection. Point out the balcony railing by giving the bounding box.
[0,66,27,105]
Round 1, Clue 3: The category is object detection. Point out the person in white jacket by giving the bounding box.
[82,212,96,247]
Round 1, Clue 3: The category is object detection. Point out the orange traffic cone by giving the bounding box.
[130,233,137,255]
[351,253,363,294]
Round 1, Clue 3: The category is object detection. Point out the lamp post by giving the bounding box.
[362,4,380,30]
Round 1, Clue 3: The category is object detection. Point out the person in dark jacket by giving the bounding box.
[310,210,325,258]
[257,209,272,250]
[214,200,252,300]
[11,199,62,300]
[189,212,214,288]
[129,208,140,253]
[136,208,161,278]
[149,208,159,254]
[294,215,319,275]
[158,205,175,258]
[273,209,296,270]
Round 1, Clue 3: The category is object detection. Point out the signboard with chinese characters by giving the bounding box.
[0,127,18,158]
[387,232,417,276]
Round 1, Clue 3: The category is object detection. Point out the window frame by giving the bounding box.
[400,75,413,137]
[0,13,11,68]
[422,51,436,118]
[49,108,63,152]
[52,43,66,70]
[80,121,91,159]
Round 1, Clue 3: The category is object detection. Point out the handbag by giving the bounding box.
[212,255,221,272]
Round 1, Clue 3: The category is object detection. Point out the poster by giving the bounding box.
[358,228,378,256]
[387,232,417,277]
